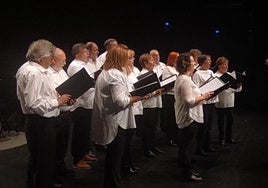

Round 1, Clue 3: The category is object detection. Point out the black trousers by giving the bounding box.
[104,127,127,188]
[122,128,135,167]
[216,107,234,141]
[24,114,57,188]
[162,94,178,143]
[55,111,72,171]
[141,108,159,153]
[177,121,198,177]
[71,108,92,164]
[197,103,215,151]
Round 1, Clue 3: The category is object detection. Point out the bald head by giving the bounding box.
[51,47,66,71]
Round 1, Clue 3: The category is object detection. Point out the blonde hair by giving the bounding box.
[103,44,129,72]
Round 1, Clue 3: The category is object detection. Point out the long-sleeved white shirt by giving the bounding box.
[192,69,219,104]
[16,61,59,117]
[214,71,242,108]
[48,66,73,112]
[174,75,204,128]
[67,59,95,110]
[128,66,143,115]
[91,68,136,145]
[139,68,162,108]
[162,66,179,95]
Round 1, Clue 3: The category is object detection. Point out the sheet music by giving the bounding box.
[199,77,225,94]
[160,74,177,87]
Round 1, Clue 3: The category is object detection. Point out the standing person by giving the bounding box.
[67,43,97,170]
[192,54,218,156]
[189,48,202,69]
[122,48,142,175]
[86,41,103,156]
[162,51,180,147]
[86,41,103,71]
[16,39,74,188]
[48,47,75,185]
[174,52,213,181]
[91,44,145,188]
[149,49,167,133]
[214,56,242,145]
[139,53,164,159]
[97,38,118,66]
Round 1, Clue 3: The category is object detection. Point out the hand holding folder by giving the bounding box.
[56,68,95,99]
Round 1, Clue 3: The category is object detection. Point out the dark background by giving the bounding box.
[1,0,268,120]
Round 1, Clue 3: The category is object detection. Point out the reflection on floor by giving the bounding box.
[0,109,268,188]
[0,131,26,151]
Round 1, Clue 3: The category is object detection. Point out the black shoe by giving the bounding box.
[196,149,208,156]
[191,171,201,177]
[152,146,164,154]
[168,140,177,147]
[205,147,217,152]
[187,174,203,181]
[226,139,237,144]
[219,139,228,146]
[122,166,138,175]
[52,177,63,188]
[130,164,140,171]
[145,150,157,159]
[52,183,63,188]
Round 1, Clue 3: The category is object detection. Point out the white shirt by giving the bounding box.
[162,66,179,95]
[67,59,95,110]
[192,69,219,104]
[139,68,162,108]
[153,61,167,78]
[91,69,136,145]
[128,66,143,115]
[48,66,72,112]
[16,61,59,117]
[174,75,204,128]
[214,71,242,108]
[96,51,107,67]
[87,58,103,76]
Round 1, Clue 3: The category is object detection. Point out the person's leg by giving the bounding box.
[104,127,126,188]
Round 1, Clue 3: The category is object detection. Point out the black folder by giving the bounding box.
[131,71,160,96]
[220,72,241,89]
[134,70,159,89]
[92,69,102,80]
[130,81,160,96]
[56,67,95,99]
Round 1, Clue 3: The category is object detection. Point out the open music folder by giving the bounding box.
[56,67,95,99]
[160,74,177,91]
[130,71,177,96]
[130,71,160,96]
[199,76,230,97]
[220,71,244,89]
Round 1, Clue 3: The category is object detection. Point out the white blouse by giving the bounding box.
[174,75,204,128]
[128,66,143,115]
[192,69,219,104]
[91,69,136,145]
[214,71,242,108]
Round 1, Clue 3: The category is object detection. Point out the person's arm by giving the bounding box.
[181,79,213,107]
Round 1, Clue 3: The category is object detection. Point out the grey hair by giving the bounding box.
[26,39,56,62]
